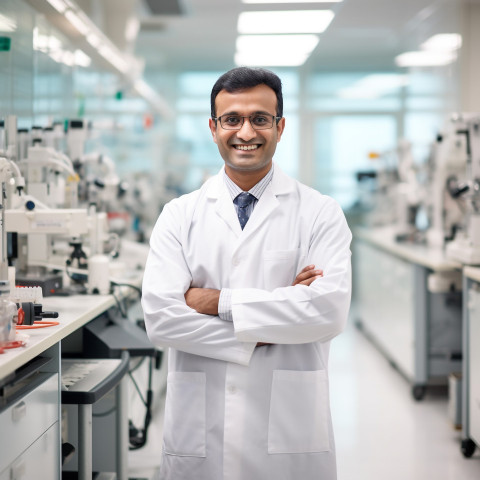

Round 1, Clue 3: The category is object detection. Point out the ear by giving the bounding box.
[209,118,218,144]
[276,117,285,143]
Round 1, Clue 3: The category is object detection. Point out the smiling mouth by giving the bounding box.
[233,145,260,151]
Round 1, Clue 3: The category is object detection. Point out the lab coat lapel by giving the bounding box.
[241,183,278,236]
[207,165,295,240]
[241,165,294,239]
[208,172,243,237]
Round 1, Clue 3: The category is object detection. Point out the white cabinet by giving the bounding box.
[0,423,59,480]
[354,239,462,400]
[355,241,416,378]
[462,281,480,457]
[0,373,60,478]
[469,289,480,446]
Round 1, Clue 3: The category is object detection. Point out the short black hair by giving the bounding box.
[210,67,283,119]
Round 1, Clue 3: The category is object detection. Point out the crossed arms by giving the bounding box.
[184,265,323,315]
[142,197,352,365]
[185,265,323,347]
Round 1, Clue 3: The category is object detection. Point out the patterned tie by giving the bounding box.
[234,192,256,230]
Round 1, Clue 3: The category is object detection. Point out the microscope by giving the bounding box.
[425,116,468,248]
[445,114,480,264]
[1,117,115,296]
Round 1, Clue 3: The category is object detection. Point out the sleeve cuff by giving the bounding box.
[218,288,233,322]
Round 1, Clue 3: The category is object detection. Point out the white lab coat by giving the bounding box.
[142,165,352,480]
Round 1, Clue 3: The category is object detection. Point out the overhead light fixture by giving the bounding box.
[242,0,342,3]
[45,0,70,14]
[86,33,101,48]
[236,34,319,54]
[421,33,462,52]
[43,0,171,115]
[61,50,75,67]
[235,34,319,66]
[238,10,335,34]
[338,74,409,99]
[33,30,63,53]
[235,51,310,67]
[0,14,17,32]
[74,49,91,67]
[65,10,90,35]
[395,50,457,67]
[125,17,140,43]
[98,44,129,73]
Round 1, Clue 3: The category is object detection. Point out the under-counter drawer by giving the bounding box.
[0,373,59,473]
[0,422,59,480]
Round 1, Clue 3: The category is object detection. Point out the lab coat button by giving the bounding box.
[228,385,236,394]
[232,257,240,266]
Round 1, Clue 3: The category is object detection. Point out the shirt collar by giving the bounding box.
[223,165,274,201]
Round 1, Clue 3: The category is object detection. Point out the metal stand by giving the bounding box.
[61,352,129,480]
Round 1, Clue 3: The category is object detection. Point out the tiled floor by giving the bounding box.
[330,320,480,480]
[128,318,480,479]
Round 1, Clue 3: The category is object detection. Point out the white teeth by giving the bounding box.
[234,145,259,151]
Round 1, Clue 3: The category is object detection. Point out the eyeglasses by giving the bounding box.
[213,114,282,130]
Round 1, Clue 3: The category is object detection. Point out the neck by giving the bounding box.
[225,163,272,191]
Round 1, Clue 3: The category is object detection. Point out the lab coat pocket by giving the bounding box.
[268,370,330,454]
[163,372,206,457]
[263,249,305,290]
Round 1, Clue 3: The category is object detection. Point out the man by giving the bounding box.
[142,67,352,480]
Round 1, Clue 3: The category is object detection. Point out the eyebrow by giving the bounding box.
[218,110,275,116]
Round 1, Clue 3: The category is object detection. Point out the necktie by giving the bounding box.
[234,192,256,230]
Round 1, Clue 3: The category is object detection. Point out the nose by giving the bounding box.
[237,118,256,141]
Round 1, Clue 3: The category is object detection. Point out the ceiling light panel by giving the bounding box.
[338,74,409,99]
[236,34,319,54]
[0,14,17,32]
[235,50,310,67]
[395,51,457,67]
[421,33,462,51]
[45,0,69,13]
[65,10,90,35]
[242,0,342,3]
[238,10,335,34]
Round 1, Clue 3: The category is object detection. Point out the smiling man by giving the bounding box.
[142,67,352,480]
[210,82,283,186]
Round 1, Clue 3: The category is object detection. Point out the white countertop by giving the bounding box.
[0,294,118,380]
[354,226,463,272]
[464,266,480,283]
[0,240,149,382]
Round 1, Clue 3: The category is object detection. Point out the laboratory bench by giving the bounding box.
[461,266,480,458]
[0,279,145,480]
[353,226,463,400]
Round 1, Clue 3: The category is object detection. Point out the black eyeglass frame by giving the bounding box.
[212,114,283,130]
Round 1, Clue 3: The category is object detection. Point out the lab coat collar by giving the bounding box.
[206,163,295,200]
[207,163,295,239]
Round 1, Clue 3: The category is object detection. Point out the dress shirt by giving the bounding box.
[218,166,274,321]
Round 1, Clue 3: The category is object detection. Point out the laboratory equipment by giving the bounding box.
[359,140,425,238]
[0,116,22,342]
[0,116,120,296]
[425,120,467,248]
[66,119,123,214]
[392,139,425,240]
[445,114,480,264]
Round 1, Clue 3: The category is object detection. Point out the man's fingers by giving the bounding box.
[298,274,323,286]
[299,264,315,273]
[292,267,323,286]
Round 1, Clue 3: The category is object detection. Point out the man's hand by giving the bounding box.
[185,267,322,347]
[185,288,220,315]
[292,265,323,286]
